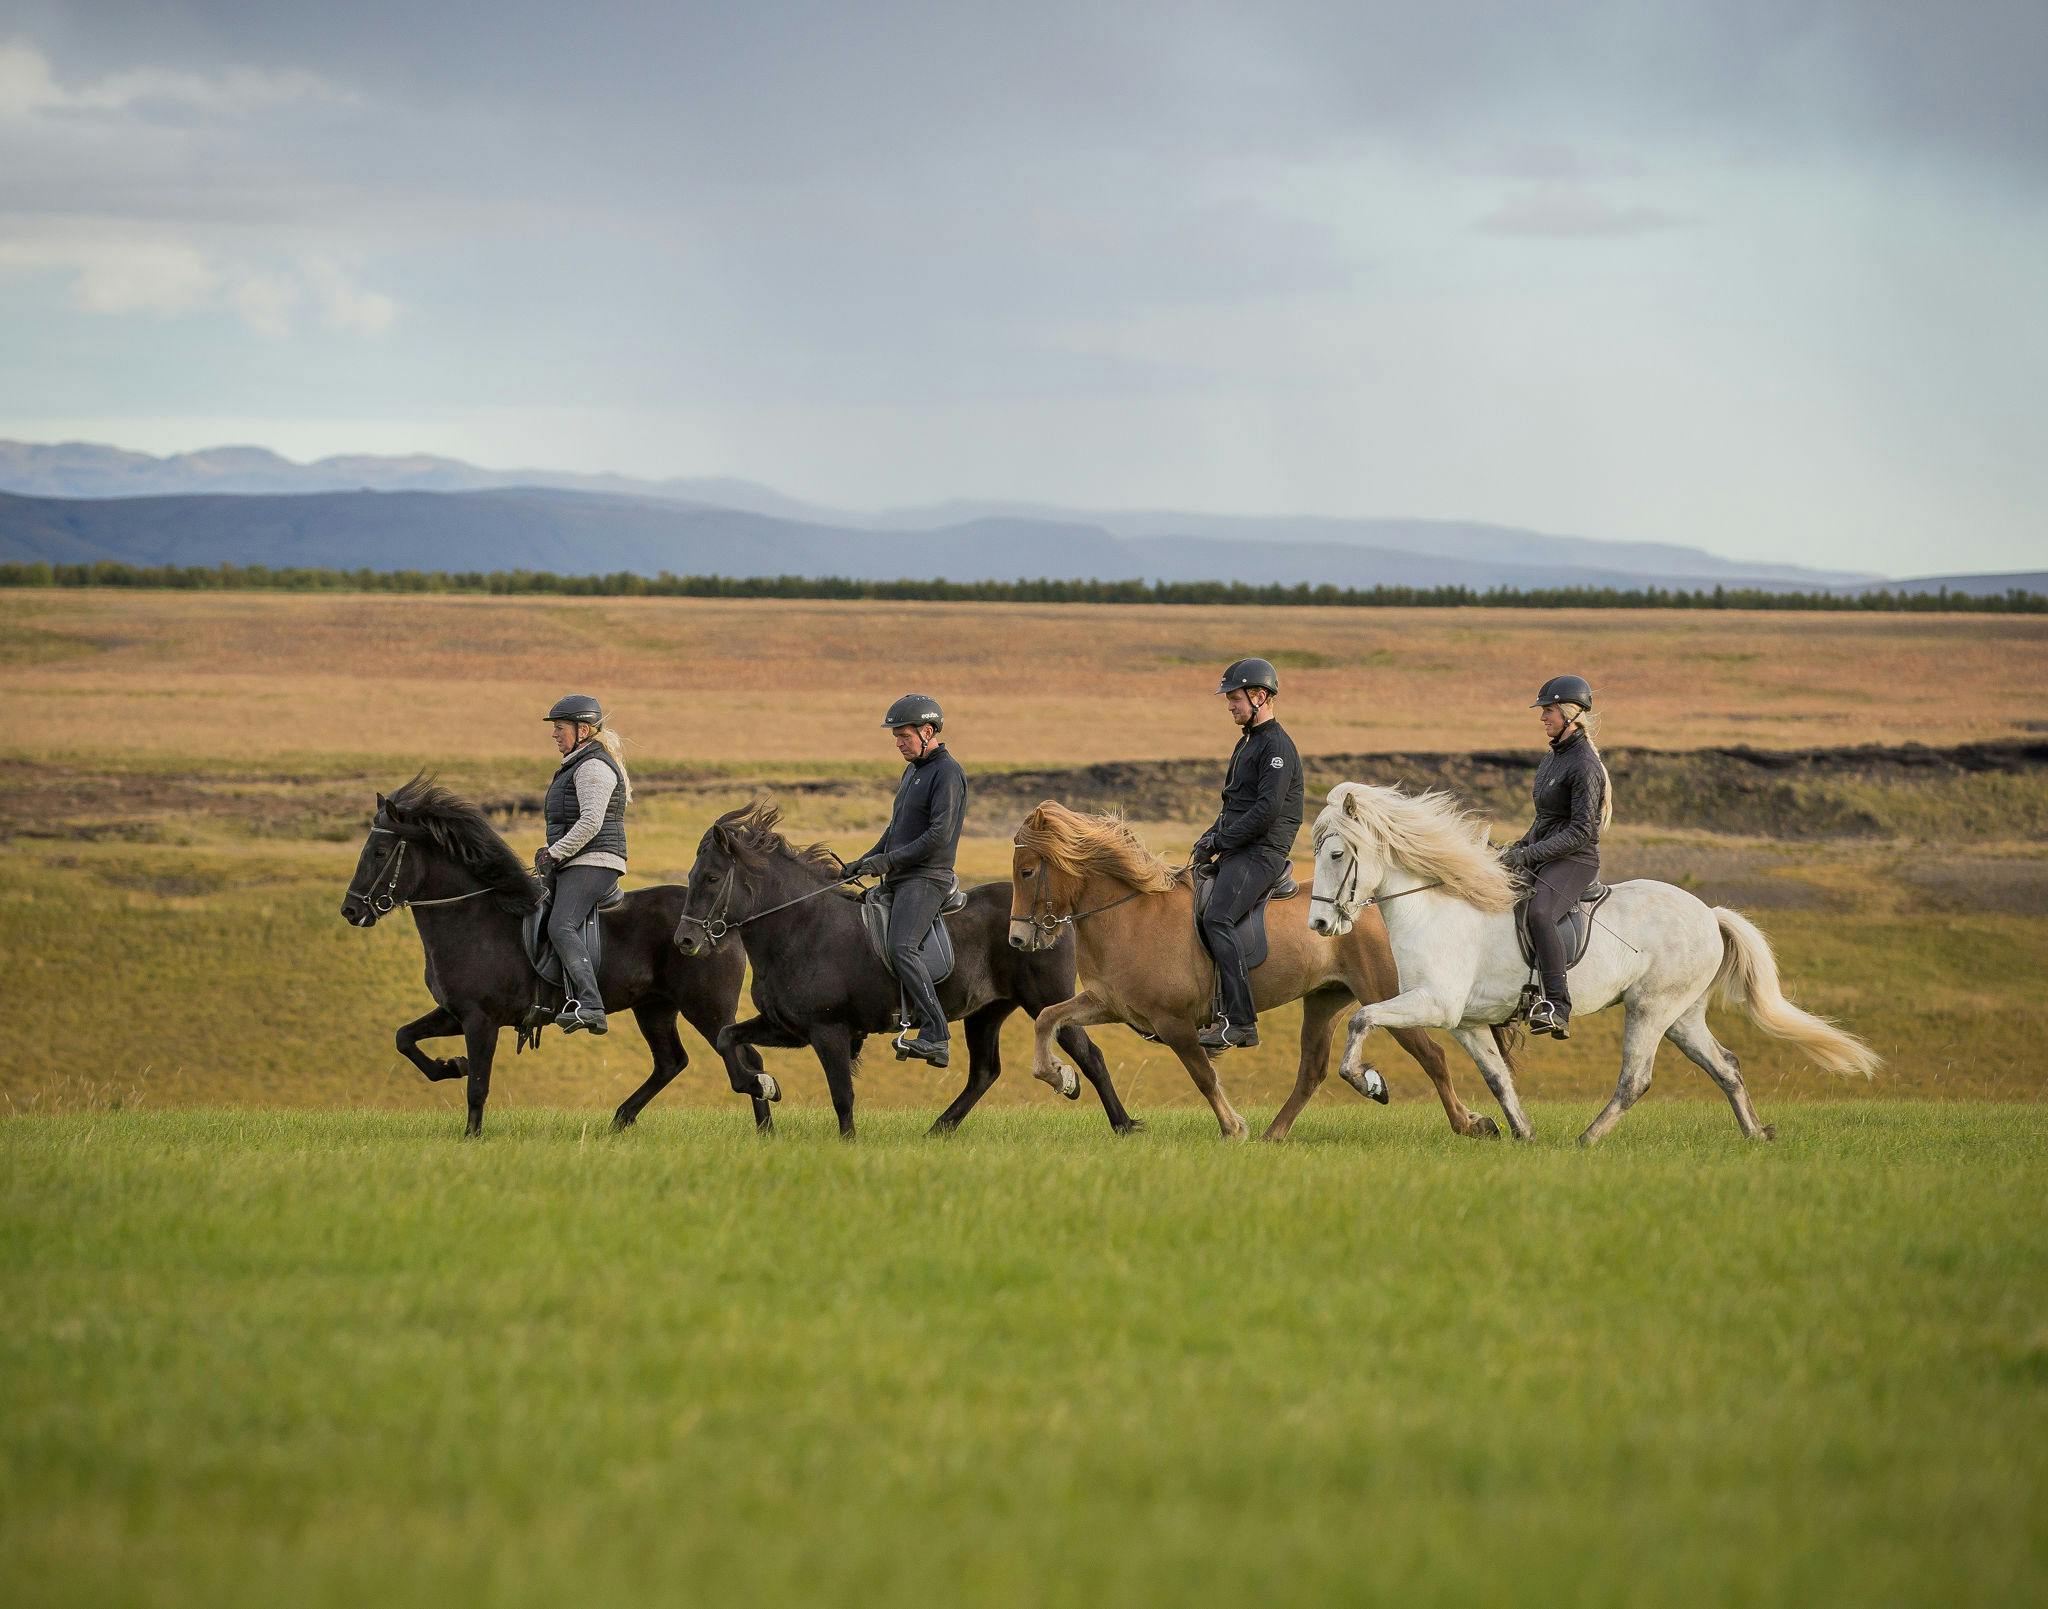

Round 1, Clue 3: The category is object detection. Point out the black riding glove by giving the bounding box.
[1191,834,1217,865]
[534,846,555,874]
[845,855,877,879]
[1500,844,1528,873]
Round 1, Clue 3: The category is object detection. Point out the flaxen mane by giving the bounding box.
[713,801,848,879]
[1016,801,1180,894]
[1315,783,1519,913]
[383,774,541,913]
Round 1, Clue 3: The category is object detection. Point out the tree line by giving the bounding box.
[1,559,2040,613]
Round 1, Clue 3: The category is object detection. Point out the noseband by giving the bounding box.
[355,823,494,917]
[1309,833,1443,920]
[1017,851,1154,934]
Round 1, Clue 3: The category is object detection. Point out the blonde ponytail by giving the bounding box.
[1567,706,1614,830]
[587,723,634,803]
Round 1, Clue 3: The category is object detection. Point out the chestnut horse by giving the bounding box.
[1007,801,1503,1141]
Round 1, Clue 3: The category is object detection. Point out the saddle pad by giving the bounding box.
[520,888,612,989]
[1514,882,1613,970]
[860,882,959,987]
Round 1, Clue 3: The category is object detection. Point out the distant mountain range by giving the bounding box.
[0,439,2033,595]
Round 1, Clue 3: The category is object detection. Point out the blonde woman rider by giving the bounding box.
[534,693,632,1035]
[1499,674,1612,1039]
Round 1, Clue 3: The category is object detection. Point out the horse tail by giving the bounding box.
[1490,1021,1526,1077]
[1712,907,1879,1077]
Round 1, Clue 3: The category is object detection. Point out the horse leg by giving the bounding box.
[716,1016,804,1134]
[1031,992,1111,1100]
[680,991,774,1135]
[929,1002,1008,1137]
[612,1003,687,1131]
[808,1023,860,1139]
[459,1010,499,1138]
[1579,1005,1668,1147]
[1158,1027,1248,1141]
[1388,1025,1494,1139]
[1450,1026,1534,1142]
[1665,1004,1776,1142]
[1262,987,1347,1142]
[395,1004,466,1082]
[1057,1025,1139,1135]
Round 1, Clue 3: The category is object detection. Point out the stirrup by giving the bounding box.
[1196,1017,1258,1051]
[557,998,609,1036]
[1527,998,1569,1040]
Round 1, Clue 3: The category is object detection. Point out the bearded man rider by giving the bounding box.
[845,694,968,1069]
[1189,658,1303,1051]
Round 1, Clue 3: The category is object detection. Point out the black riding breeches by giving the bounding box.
[884,875,950,1042]
[1198,849,1285,1030]
[1522,857,1597,1005]
[547,864,618,1008]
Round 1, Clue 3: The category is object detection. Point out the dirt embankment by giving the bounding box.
[5,740,2044,845]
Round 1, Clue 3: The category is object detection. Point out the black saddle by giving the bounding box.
[1191,862,1298,1020]
[520,880,626,989]
[1515,882,1612,970]
[860,878,967,991]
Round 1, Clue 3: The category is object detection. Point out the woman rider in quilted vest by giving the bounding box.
[534,694,631,1035]
[1499,675,1613,1040]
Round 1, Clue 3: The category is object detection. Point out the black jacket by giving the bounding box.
[861,745,967,882]
[1512,727,1605,869]
[1196,718,1303,863]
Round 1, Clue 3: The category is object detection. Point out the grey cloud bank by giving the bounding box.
[1,1,2043,576]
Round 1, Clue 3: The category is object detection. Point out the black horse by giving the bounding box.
[340,777,763,1136]
[672,803,1137,1139]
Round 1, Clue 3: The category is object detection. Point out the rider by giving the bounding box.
[1190,658,1303,1051]
[534,694,631,1035]
[1500,674,1612,1039]
[845,694,968,1069]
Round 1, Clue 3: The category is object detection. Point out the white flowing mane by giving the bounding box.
[1315,783,1520,914]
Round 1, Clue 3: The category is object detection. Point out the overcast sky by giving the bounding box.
[2,2,2043,573]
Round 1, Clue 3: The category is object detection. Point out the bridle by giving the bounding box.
[1018,852,1153,937]
[674,851,859,944]
[355,823,495,918]
[1307,832,1443,922]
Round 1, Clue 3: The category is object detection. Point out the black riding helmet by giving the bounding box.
[1217,658,1280,696]
[881,693,944,731]
[1531,675,1594,710]
[544,693,604,726]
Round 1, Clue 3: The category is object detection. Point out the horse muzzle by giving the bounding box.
[1007,917,1044,951]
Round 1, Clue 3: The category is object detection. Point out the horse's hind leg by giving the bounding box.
[1388,1024,1494,1139]
[1450,1027,1533,1142]
[613,1003,688,1131]
[396,1004,466,1082]
[1262,987,1347,1142]
[1158,1027,1248,1141]
[1666,1004,1776,1142]
[930,1003,1008,1136]
[1579,1005,1668,1147]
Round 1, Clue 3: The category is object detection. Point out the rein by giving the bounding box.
[1308,836,1444,920]
[1020,854,1163,934]
[675,860,860,942]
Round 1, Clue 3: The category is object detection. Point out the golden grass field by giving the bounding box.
[3,589,2045,1120]
[9,588,2047,762]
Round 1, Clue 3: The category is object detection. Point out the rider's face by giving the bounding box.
[1224,688,1258,726]
[552,720,579,755]
[892,724,933,761]
[1538,704,1569,740]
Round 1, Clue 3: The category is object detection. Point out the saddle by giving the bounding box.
[1514,882,1612,971]
[515,881,626,1046]
[861,877,968,1010]
[1192,861,1300,1021]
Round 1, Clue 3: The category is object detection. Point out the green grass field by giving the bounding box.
[3,1106,2043,1608]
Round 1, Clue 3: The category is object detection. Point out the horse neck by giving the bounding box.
[742,850,841,924]
[1066,865,1179,953]
[406,845,513,943]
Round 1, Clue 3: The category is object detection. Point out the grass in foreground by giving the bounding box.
[2,1104,2043,1608]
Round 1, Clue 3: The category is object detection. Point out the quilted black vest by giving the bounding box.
[543,745,628,862]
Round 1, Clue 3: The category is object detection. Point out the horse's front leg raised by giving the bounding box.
[1337,987,1454,1102]
[395,1003,465,1082]
[714,1016,803,1132]
[1031,991,1115,1101]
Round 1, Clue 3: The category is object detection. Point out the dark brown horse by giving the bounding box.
[340,777,762,1136]
[1008,801,1503,1141]
[672,803,1135,1138]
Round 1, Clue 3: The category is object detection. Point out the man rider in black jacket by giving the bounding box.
[1189,658,1303,1050]
[847,694,968,1068]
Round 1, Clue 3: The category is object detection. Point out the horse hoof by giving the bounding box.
[757,1074,781,1103]
[1339,1063,1388,1104]
[609,1111,635,1133]
[1117,1119,1148,1137]
[1759,1124,1778,1142]
[1471,1115,1501,1139]
[1035,1063,1079,1100]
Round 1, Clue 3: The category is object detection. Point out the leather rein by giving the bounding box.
[1306,835,1443,920]
[360,823,498,914]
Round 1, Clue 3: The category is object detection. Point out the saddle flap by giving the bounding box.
[523,889,607,988]
[1514,882,1613,971]
[860,883,957,987]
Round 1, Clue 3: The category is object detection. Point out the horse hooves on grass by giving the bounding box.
[1759,1124,1779,1141]
[1470,1115,1502,1138]
[1116,1119,1148,1137]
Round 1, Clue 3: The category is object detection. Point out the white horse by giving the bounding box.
[1308,782,1879,1146]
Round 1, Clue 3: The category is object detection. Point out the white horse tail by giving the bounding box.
[1712,907,1880,1077]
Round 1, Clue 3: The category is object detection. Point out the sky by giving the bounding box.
[1,1,2043,575]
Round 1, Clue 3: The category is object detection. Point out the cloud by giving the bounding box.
[0,38,353,121]
[1476,189,1688,238]
[302,256,397,335]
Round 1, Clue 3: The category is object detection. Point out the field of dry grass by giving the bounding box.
[8,589,2046,762]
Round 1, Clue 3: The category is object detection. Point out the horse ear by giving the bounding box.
[374,791,386,812]
[1342,790,1360,818]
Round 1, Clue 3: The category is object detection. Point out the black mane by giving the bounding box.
[714,801,847,880]
[384,774,542,912]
